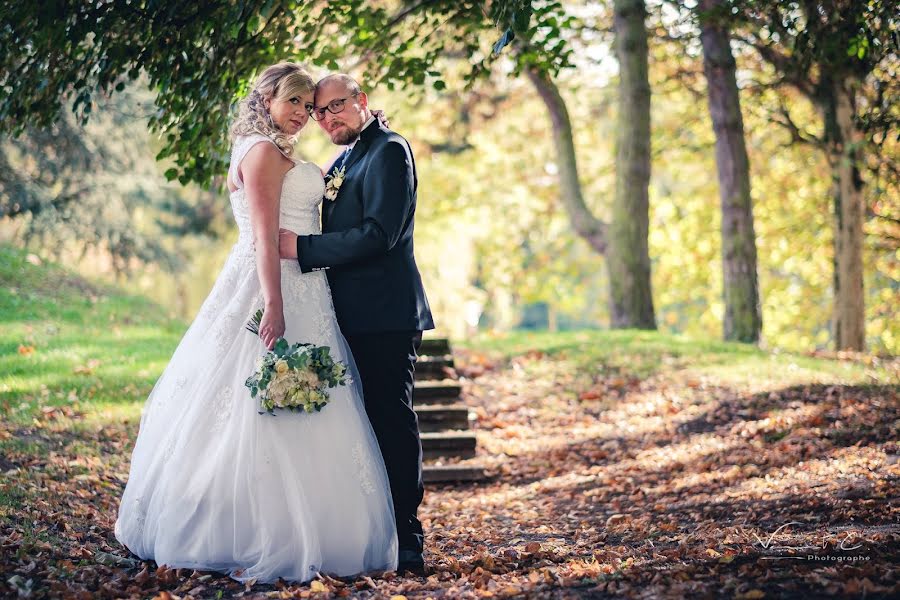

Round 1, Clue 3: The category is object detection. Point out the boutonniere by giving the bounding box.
[323,165,347,202]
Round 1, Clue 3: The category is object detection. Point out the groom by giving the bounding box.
[278,74,434,574]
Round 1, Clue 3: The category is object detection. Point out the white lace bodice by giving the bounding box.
[227,134,325,253]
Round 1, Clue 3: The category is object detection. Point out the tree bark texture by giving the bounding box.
[698,0,762,343]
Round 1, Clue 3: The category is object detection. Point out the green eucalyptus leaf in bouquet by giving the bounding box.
[246,308,264,335]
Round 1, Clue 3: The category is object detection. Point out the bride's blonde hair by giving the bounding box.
[231,62,316,156]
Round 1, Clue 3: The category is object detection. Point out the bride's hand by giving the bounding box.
[259,306,285,350]
[372,109,390,128]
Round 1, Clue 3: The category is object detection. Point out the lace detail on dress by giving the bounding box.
[199,260,246,325]
[352,441,377,495]
[163,432,177,462]
[132,497,147,531]
[228,134,325,242]
[214,310,243,359]
[142,375,188,428]
[281,265,334,346]
[210,385,234,432]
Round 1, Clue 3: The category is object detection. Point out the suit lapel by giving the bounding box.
[322,122,382,230]
[322,149,350,228]
[342,120,382,172]
[328,147,351,177]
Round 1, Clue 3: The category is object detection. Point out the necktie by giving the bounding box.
[333,147,351,173]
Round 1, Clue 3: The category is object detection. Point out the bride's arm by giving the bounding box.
[241,143,289,349]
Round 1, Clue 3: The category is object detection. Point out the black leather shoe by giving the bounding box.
[397,549,425,575]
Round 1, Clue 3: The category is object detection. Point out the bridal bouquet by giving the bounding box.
[244,309,350,415]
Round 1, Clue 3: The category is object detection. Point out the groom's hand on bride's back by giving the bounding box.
[279,228,298,259]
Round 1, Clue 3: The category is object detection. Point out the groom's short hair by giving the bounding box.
[316,73,361,95]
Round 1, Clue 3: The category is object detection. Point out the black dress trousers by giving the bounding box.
[344,330,425,554]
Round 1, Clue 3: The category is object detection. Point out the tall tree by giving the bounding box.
[697,0,761,342]
[524,70,608,256]
[734,0,898,350]
[827,72,866,351]
[522,0,656,330]
[608,0,656,328]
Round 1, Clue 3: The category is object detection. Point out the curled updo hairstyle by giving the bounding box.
[231,62,315,156]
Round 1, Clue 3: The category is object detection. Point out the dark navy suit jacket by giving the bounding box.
[296,120,435,335]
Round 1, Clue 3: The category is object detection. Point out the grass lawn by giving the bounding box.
[457,329,896,386]
[1,246,185,432]
[1,245,897,599]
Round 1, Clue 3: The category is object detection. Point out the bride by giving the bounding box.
[114,62,398,583]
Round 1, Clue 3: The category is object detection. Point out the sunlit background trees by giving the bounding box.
[2,0,897,353]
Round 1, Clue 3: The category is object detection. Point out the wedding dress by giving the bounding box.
[114,133,398,583]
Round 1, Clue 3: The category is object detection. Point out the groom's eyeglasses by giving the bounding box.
[309,93,360,121]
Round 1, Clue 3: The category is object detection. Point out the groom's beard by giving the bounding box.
[329,121,364,145]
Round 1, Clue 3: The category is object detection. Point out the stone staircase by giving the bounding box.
[416,338,486,483]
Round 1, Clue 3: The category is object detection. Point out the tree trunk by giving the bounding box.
[547,303,558,333]
[698,0,762,343]
[822,75,866,351]
[525,68,607,255]
[609,0,655,329]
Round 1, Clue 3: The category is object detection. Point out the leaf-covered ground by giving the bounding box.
[2,248,898,598]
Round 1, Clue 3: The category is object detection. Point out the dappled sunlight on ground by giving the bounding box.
[1,337,897,598]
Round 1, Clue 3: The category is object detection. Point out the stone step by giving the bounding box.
[421,431,477,460]
[419,338,451,356]
[423,464,487,483]
[416,354,457,380]
[413,380,462,404]
[415,404,470,432]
